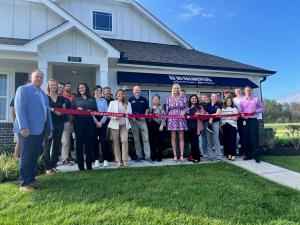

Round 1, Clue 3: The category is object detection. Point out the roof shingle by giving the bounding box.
[104,38,275,75]
[0,37,30,45]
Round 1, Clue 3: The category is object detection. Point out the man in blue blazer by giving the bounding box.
[14,69,53,191]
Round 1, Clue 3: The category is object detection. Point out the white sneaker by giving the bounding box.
[103,160,109,167]
[94,160,101,168]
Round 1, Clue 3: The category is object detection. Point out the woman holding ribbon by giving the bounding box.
[221,96,238,161]
[71,83,97,170]
[187,94,205,163]
[148,94,166,162]
[107,89,132,168]
[204,93,222,161]
[93,85,109,168]
[43,79,67,174]
[166,83,188,163]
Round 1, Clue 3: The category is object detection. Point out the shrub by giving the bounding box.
[0,145,14,155]
[274,137,291,147]
[0,153,19,183]
[285,125,300,150]
[0,152,45,183]
[260,128,276,152]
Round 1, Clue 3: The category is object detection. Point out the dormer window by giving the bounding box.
[93,11,112,32]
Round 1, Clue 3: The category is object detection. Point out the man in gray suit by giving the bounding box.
[14,69,53,191]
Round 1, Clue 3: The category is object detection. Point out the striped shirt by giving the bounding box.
[221,107,238,128]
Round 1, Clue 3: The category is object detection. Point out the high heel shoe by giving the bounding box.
[180,155,185,163]
[173,155,178,163]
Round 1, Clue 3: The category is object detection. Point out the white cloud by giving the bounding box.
[178,3,213,21]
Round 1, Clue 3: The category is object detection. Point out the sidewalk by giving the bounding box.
[56,158,212,172]
[227,158,300,191]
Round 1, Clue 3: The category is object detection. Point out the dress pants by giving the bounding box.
[19,132,45,186]
[148,120,164,161]
[187,128,200,161]
[74,118,95,170]
[221,123,237,156]
[237,118,246,155]
[111,125,129,163]
[130,119,151,159]
[242,118,261,160]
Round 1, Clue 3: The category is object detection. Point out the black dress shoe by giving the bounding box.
[243,157,253,160]
[255,158,261,163]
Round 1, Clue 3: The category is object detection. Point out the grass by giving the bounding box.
[262,155,300,173]
[1,163,300,225]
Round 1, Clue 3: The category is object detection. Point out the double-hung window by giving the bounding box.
[0,73,8,121]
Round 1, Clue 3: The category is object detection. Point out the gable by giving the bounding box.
[55,0,191,48]
[39,29,108,58]
[0,0,66,40]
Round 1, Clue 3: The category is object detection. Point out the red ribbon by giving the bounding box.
[52,108,252,120]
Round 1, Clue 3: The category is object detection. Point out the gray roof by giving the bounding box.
[0,36,275,75]
[0,37,30,45]
[104,38,275,75]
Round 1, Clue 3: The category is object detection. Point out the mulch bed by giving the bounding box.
[263,146,300,156]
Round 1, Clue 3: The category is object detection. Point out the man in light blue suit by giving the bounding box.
[14,69,53,191]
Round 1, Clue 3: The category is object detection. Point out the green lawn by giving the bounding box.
[1,163,300,225]
[263,155,300,173]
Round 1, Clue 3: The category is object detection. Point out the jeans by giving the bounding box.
[204,121,223,160]
[200,132,208,157]
[94,125,109,161]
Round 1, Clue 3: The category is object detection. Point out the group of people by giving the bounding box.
[13,69,264,191]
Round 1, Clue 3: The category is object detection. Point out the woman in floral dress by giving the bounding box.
[165,83,188,162]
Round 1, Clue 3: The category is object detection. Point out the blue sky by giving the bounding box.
[138,0,300,100]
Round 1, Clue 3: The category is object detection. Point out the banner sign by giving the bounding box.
[117,72,258,88]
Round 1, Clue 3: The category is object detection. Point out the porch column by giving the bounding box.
[38,60,48,91]
[100,70,109,88]
[96,62,109,88]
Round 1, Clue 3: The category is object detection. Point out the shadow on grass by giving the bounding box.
[1,163,300,224]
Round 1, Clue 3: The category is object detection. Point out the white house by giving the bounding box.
[0,0,275,145]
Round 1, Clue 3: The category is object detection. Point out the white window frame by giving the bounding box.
[0,73,9,122]
[91,9,114,35]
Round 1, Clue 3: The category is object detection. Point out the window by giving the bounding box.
[0,74,8,121]
[150,91,171,108]
[93,11,112,32]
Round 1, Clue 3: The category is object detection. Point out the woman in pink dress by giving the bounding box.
[166,83,188,162]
